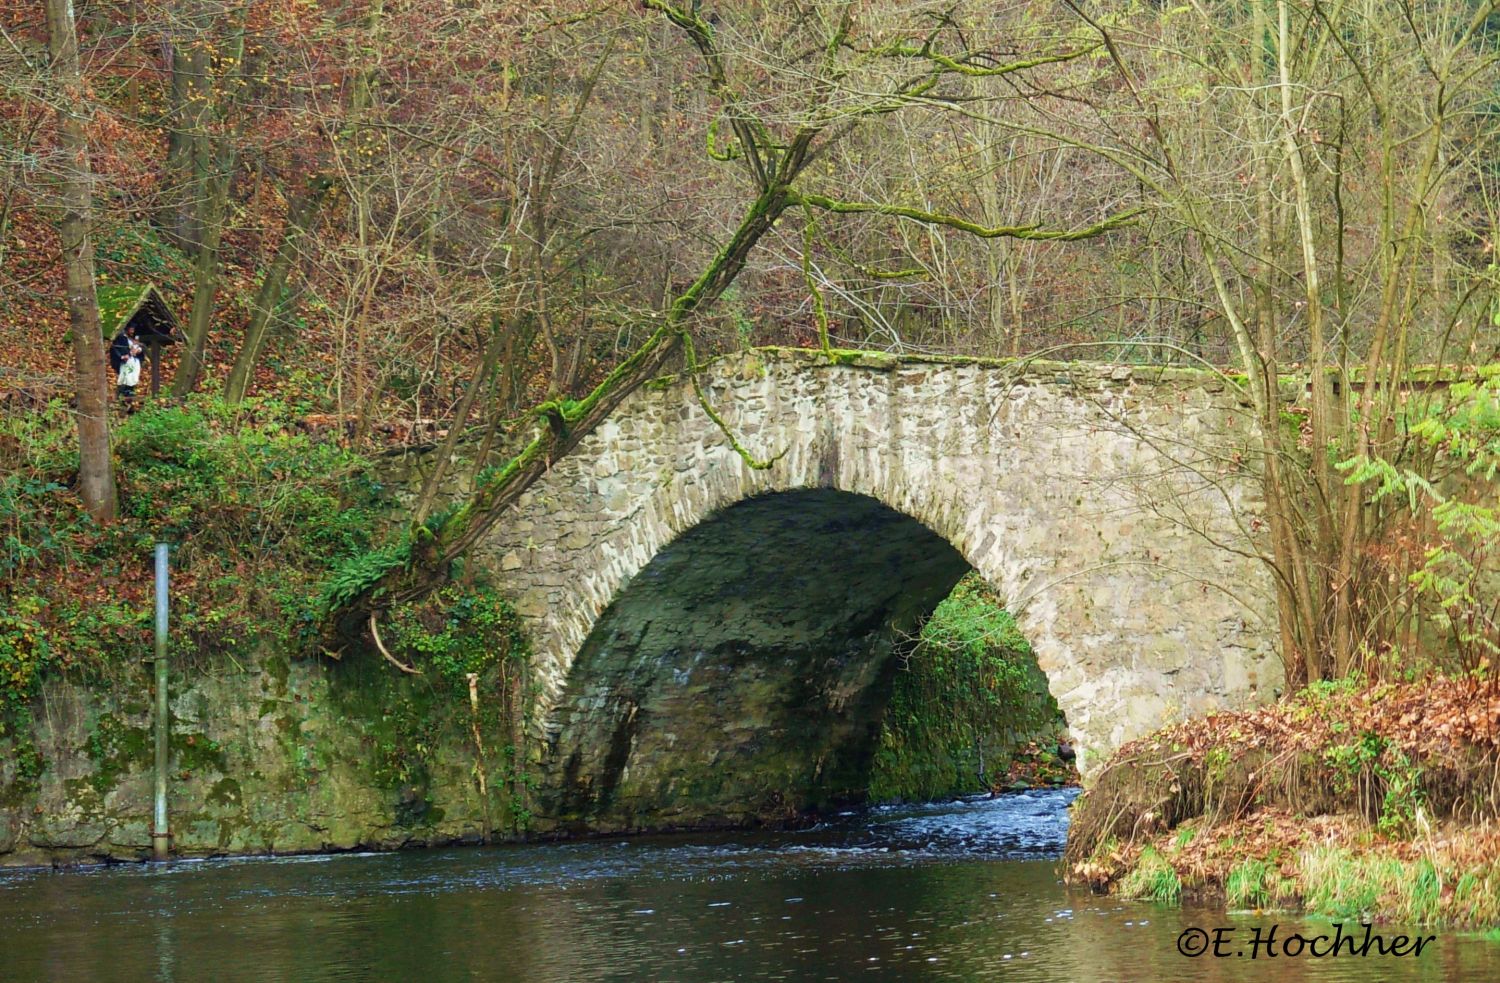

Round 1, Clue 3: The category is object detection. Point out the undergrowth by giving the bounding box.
[1066,676,1500,926]
[1117,845,1183,904]
[0,395,383,779]
[374,582,534,831]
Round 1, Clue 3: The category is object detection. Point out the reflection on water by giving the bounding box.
[1,790,1494,982]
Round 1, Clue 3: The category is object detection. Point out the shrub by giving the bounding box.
[385,583,528,683]
[1340,376,1500,675]
[0,394,382,710]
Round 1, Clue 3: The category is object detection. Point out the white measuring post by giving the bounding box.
[152,542,170,860]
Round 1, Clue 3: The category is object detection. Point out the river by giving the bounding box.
[1,789,1494,981]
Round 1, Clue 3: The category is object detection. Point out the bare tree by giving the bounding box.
[317,0,1143,644]
[45,0,117,521]
[1047,0,1500,682]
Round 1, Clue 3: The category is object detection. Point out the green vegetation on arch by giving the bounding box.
[868,573,1069,802]
[385,583,529,683]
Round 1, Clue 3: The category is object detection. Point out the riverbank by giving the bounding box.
[1064,676,1500,927]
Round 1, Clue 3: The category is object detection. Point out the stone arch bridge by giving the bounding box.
[476,348,1281,833]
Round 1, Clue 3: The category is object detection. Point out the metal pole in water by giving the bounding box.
[152,542,170,861]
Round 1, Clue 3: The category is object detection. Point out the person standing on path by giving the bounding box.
[116,329,143,411]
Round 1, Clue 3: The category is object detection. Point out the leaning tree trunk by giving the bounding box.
[224,175,330,404]
[47,0,117,522]
[170,127,236,396]
[409,309,515,526]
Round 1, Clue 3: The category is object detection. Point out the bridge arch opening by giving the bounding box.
[537,488,1068,833]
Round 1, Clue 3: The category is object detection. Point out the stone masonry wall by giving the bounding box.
[480,349,1284,778]
[1,650,503,868]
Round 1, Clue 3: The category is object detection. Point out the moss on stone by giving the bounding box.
[172,730,228,777]
[867,573,1068,802]
[208,777,241,807]
[263,653,291,691]
[723,348,1499,391]
[86,713,150,797]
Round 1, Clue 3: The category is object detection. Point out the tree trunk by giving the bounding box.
[170,147,233,396]
[47,0,117,522]
[411,311,513,526]
[160,0,214,252]
[169,18,247,397]
[224,176,330,403]
[160,39,205,251]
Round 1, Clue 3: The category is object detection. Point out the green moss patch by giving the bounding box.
[867,573,1073,802]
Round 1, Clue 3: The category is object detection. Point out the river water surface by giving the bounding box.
[2,789,1495,982]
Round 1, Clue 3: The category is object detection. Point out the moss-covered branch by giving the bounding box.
[644,0,775,188]
[682,332,788,470]
[794,191,1147,240]
[314,3,1148,651]
[706,115,740,161]
[316,178,801,644]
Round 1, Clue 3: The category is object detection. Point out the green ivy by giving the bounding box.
[0,595,54,726]
[384,583,528,683]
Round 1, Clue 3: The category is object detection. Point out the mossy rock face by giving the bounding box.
[85,713,150,797]
[867,573,1067,803]
[207,777,241,807]
[1,645,524,867]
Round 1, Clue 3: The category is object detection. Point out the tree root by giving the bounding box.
[369,611,421,674]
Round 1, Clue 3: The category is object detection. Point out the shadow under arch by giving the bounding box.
[536,488,990,833]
